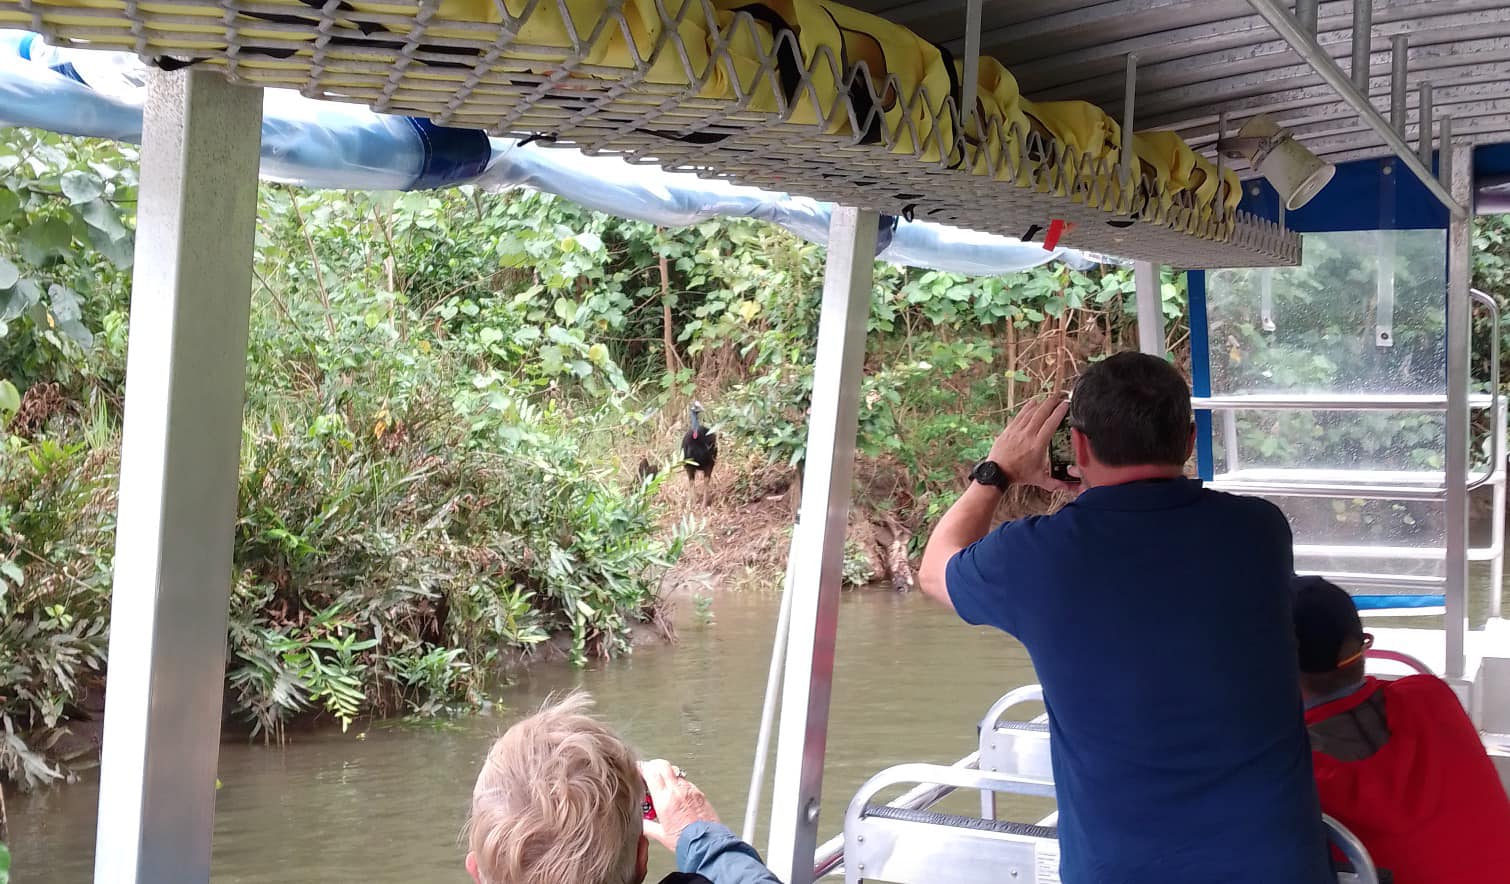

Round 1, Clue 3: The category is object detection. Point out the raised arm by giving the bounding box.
[919,396,1071,609]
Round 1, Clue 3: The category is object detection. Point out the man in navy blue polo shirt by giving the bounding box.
[919,352,1331,884]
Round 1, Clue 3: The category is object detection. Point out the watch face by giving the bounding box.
[972,460,1005,487]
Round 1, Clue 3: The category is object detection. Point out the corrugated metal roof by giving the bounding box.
[849,0,1510,166]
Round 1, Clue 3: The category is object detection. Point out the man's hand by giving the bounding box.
[641,759,720,851]
[986,395,1074,492]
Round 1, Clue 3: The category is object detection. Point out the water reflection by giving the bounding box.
[13,591,1036,882]
[16,568,1503,882]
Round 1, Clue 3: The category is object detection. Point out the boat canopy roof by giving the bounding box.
[4,0,1509,264]
[839,0,1510,167]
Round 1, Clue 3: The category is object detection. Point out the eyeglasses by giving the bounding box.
[1334,633,1374,670]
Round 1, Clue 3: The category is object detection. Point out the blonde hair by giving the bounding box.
[467,691,643,884]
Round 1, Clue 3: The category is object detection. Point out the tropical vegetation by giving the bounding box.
[2,126,1509,789]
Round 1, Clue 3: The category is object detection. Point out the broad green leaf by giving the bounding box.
[19,218,72,264]
[0,188,19,224]
[573,231,604,253]
[86,224,134,269]
[61,170,105,205]
[478,327,504,346]
[48,285,83,323]
[0,560,23,588]
[586,342,609,365]
[0,257,17,290]
[79,197,129,241]
[58,319,95,350]
[0,379,19,416]
[0,279,42,322]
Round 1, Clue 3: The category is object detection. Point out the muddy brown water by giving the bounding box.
[12,573,1505,882]
[12,591,1041,883]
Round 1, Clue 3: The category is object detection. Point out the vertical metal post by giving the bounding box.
[1222,410,1241,475]
[1418,82,1434,167]
[1350,0,1373,92]
[1390,35,1408,133]
[743,530,801,843]
[1121,54,1138,201]
[1493,412,1506,619]
[766,207,878,884]
[1134,261,1164,356]
[960,0,983,135]
[1376,229,1396,347]
[1296,0,1318,36]
[1438,115,1454,188]
[92,70,262,884]
[1445,138,1473,679]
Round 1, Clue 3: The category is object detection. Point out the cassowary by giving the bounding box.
[681,400,718,506]
[637,456,658,482]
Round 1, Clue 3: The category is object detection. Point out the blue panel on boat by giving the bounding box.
[1238,156,1448,232]
[1352,594,1446,610]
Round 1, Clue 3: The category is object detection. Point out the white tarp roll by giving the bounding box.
[0,30,1095,274]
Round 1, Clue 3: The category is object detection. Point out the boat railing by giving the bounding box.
[811,752,982,878]
[832,761,1383,883]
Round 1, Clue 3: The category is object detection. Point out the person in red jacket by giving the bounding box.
[1293,576,1510,883]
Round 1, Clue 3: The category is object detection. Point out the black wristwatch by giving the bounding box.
[969,460,1010,490]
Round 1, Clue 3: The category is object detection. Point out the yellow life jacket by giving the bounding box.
[953,56,1029,180]
[1021,98,1122,202]
[1130,129,1198,220]
[714,0,956,161]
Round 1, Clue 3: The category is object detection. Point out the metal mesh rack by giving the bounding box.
[0,0,1301,267]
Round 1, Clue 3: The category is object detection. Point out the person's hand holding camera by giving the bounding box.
[986,395,1075,492]
[641,759,720,852]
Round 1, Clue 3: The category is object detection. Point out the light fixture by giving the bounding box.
[1219,113,1336,211]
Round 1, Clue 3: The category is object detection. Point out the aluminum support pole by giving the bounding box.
[743,531,801,843]
[1418,83,1434,167]
[766,207,878,884]
[1350,0,1372,92]
[1244,0,1465,218]
[93,69,263,884]
[1445,139,1473,679]
[1134,261,1165,356]
[1493,403,1507,619]
[1296,0,1318,36]
[1390,35,1408,132]
[1121,54,1138,198]
[1439,116,1453,188]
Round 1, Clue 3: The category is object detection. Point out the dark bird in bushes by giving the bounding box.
[637,456,658,482]
[682,400,718,506]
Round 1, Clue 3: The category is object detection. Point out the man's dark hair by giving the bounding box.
[1068,352,1193,467]
[1292,576,1368,696]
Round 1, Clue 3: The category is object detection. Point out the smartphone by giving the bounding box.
[1050,418,1079,484]
[643,793,658,822]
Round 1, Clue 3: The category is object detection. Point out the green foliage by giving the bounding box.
[841,539,876,587]
[0,130,134,397]
[12,119,1510,793]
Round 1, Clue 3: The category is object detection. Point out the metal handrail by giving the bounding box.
[1367,648,1435,676]
[812,752,980,879]
[1325,815,1381,884]
[978,684,1045,734]
[1469,290,1502,491]
[1194,393,1496,411]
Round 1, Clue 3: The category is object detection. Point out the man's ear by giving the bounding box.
[466,852,483,884]
[1186,424,1197,460]
[1071,427,1092,466]
[636,834,651,883]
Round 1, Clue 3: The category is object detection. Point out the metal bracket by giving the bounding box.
[1376,228,1395,347]
[1260,268,1276,333]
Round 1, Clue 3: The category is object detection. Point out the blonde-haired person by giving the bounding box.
[465,692,784,884]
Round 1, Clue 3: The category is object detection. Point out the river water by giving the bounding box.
[12,590,1044,883]
[13,574,1503,882]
